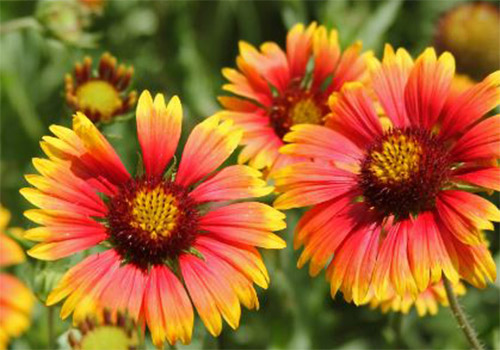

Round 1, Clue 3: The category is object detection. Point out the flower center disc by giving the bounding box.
[76,80,123,119]
[107,177,198,269]
[80,326,133,350]
[270,85,327,139]
[359,128,450,219]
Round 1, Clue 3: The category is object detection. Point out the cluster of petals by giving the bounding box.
[218,22,372,173]
[21,91,286,346]
[0,207,35,350]
[273,45,500,305]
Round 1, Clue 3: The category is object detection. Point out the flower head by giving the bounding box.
[273,45,499,304]
[0,206,35,350]
[218,22,371,173]
[435,2,500,80]
[65,53,137,124]
[68,310,137,350]
[21,91,285,346]
[367,280,466,317]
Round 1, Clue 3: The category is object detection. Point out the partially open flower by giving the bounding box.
[367,280,466,317]
[435,2,500,80]
[0,206,35,350]
[65,53,137,124]
[68,310,137,350]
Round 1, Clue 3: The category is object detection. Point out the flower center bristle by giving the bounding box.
[359,128,451,219]
[130,187,179,239]
[106,177,198,270]
[369,133,422,184]
[270,83,328,139]
[289,98,323,125]
[76,80,123,120]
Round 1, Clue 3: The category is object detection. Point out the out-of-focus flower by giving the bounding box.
[218,22,371,174]
[65,53,137,124]
[435,2,500,80]
[273,45,499,305]
[21,91,285,347]
[78,0,106,15]
[367,280,466,317]
[68,310,137,350]
[35,0,98,48]
[0,206,35,350]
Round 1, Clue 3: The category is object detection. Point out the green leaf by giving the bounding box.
[355,0,403,51]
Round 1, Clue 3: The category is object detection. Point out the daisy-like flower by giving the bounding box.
[435,2,499,80]
[65,53,137,124]
[68,310,138,350]
[218,22,371,173]
[273,45,500,305]
[0,206,35,350]
[21,91,286,346]
[367,280,466,317]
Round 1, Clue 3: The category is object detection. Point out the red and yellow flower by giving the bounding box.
[273,45,499,305]
[367,280,466,317]
[218,22,371,173]
[65,53,137,124]
[21,90,285,347]
[0,206,35,350]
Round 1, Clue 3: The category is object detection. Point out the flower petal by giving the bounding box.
[199,202,286,249]
[327,82,383,148]
[176,116,242,187]
[145,265,194,346]
[369,44,413,127]
[137,91,182,177]
[180,254,240,336]
[189,165,272,203]
[440,71,500,140]
[404,48,455,128]
[273,162,357,209]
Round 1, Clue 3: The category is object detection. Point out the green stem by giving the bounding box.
[48,306,55,350]
[0,16,41,35]
[443,276,484,350]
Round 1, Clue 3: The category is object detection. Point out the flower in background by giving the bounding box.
[21,90,285,346]
[65,53,137,124]
[78,0,106,15]
[68,310,137,350]
[35,0,98,48]
[218,22,371,174]
[0,206,35,350]
[273,45,499,305]
[367,280,466,317]
[435,2,500,80]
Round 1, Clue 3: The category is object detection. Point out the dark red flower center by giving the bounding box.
[269,81,328,139]
[106,176,199,270]
[359,128,451,219]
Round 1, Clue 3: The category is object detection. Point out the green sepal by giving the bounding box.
[163,155,177,181]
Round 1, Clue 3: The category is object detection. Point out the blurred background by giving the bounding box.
[0,0,499,349]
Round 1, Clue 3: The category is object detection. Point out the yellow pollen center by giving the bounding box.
[369,134,422,183]
[289,98,323,125]
[75,80,122,119]
[130,186,179,239]
[81,326,133,350]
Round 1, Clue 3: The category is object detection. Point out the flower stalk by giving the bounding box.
[443,276,484,350]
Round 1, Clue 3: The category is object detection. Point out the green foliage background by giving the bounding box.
[0,0,499,349]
